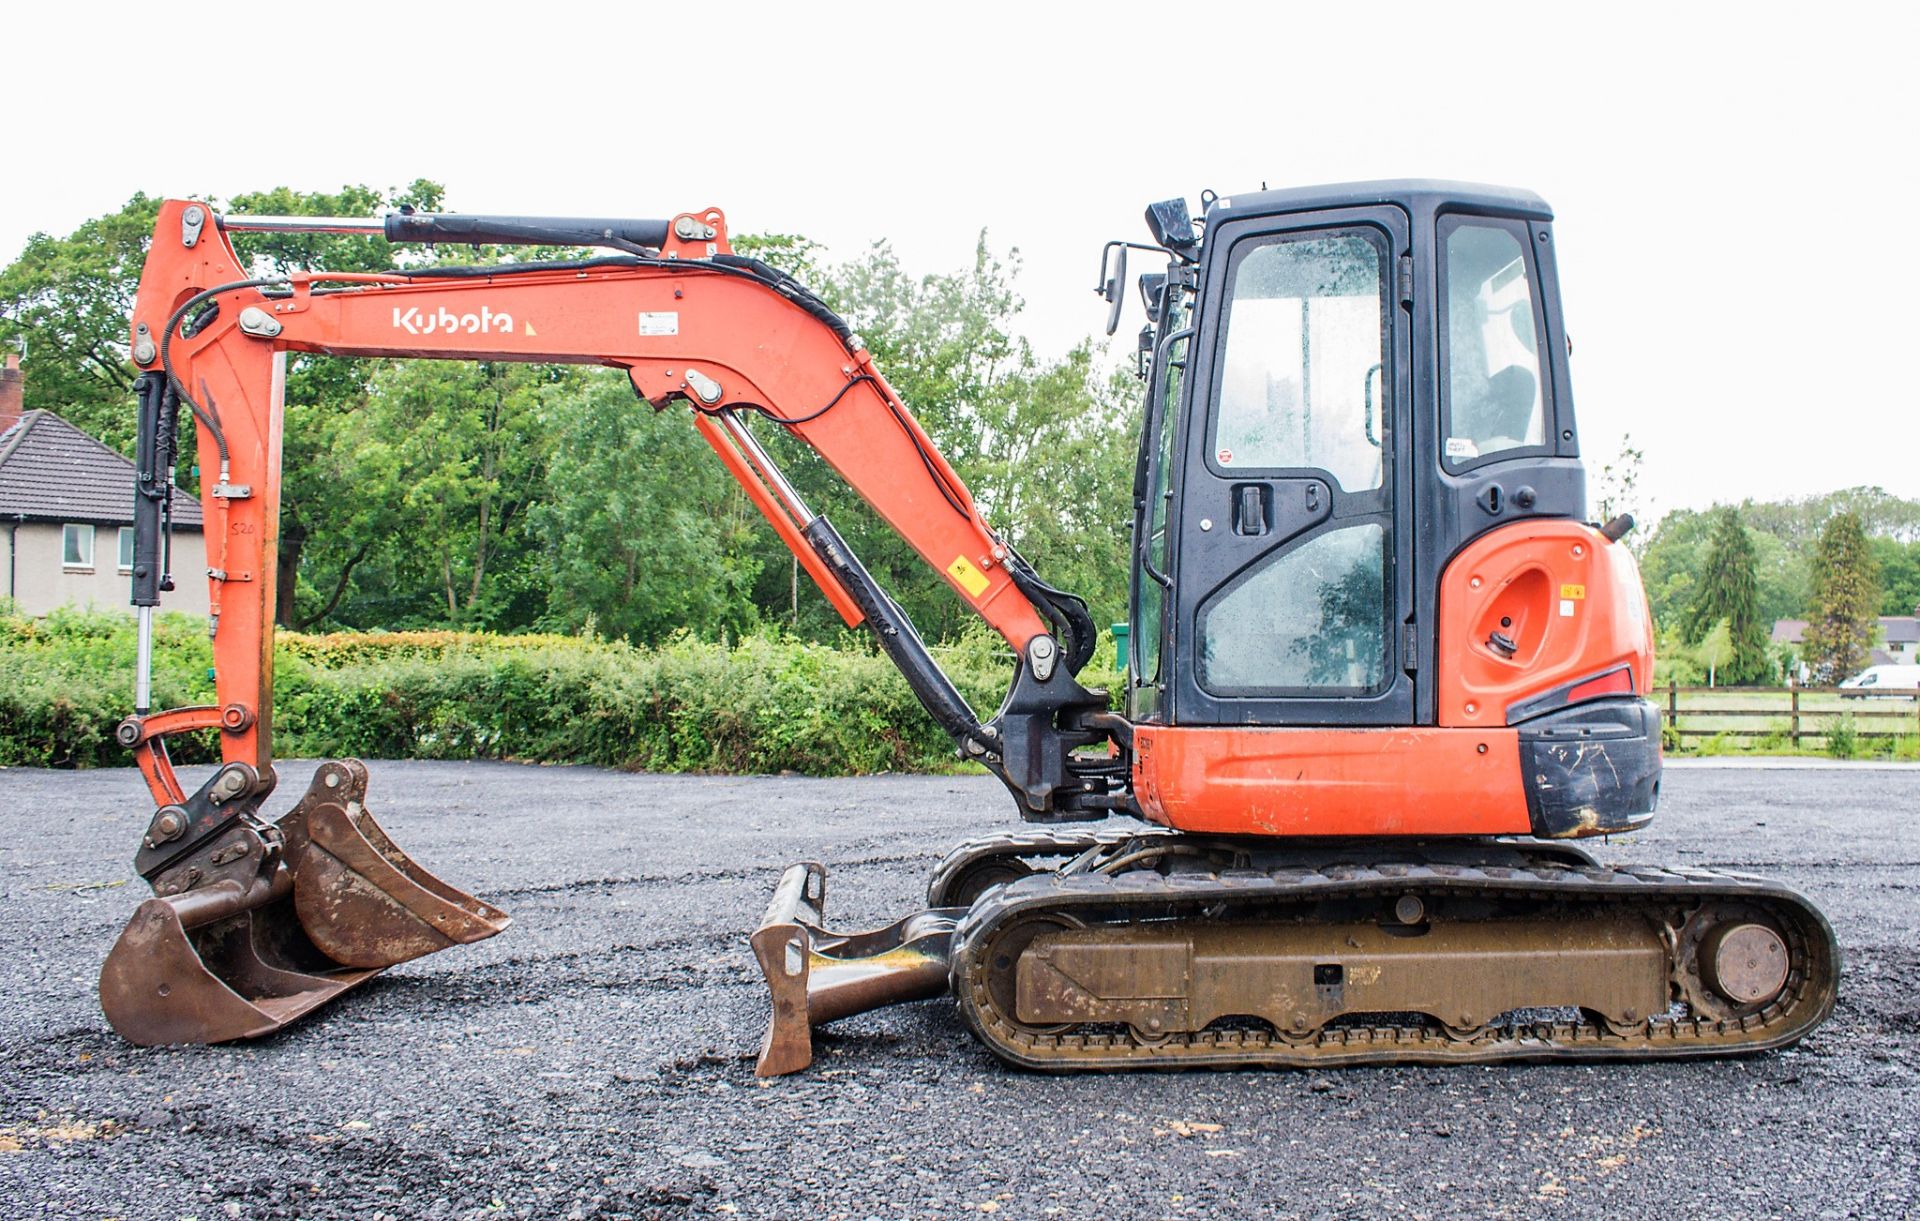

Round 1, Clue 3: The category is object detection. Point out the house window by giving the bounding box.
[118,527,136,573]
[62,524,94,569]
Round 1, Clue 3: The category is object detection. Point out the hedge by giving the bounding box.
[0,606,1122,774]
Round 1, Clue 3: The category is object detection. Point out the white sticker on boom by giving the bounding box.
[1559,598,1576,617]
[638,311,680,336]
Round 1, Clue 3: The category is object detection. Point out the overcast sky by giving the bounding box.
[5,2,1911,523]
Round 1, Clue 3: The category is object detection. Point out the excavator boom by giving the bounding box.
[109,198,1118,1048]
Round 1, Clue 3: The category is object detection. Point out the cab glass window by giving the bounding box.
[1199,522,1387,692]
[1133,330,1186,684]
[1210,231,1387,491]
[1441,219,1548,466]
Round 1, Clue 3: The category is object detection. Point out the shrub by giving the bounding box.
[0,608,1118,776]
[1752,720,1791,753]
[1824,714,1858,760]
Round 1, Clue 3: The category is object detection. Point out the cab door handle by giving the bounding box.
[1233,484,1269,536]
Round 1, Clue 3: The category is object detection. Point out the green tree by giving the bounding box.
[1680,508,1771,684]
[0,194,163,452]
[1870,537,1920,617]
[1800,512,1881,683]
[1741,487,1920,547]
[1591,433,1646,535]
[353,359,557,627]
[1694,619,1734,688]
[1640,506,1808,633]
[533,370,761,642]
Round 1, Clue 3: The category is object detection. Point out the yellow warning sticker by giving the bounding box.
[947,556,991,599]
[1560,584,1587,600]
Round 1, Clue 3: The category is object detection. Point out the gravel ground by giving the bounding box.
[1,761,1914,1219]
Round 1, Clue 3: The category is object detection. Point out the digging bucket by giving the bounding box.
[101,759,508,1045]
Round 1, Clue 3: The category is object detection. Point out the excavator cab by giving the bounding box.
[1121,182,1660,838]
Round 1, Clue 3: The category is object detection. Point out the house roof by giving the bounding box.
[1884,618,1920,644]
[0,410,203,528]
[1773,616,1919,645]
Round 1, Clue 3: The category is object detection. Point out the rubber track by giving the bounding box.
[950,860,1841,1071]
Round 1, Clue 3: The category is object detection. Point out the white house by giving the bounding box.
[0,355,209,617]
[1772,614,1920,668]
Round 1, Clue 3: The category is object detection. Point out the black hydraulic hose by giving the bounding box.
[157,276,287,476]
[1004,551,1098,676]
[733,375,878,427]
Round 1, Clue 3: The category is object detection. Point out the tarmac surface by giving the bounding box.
[0,761,1914,1219]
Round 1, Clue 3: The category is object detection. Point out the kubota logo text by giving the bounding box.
[393,305,515,336]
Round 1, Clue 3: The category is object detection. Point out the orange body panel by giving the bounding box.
[1128,520,1652,839]
[128,200,1050,789]
[1132,725,1531,837]
[1435,520,1654,728]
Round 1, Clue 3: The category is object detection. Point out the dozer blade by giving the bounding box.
[276,760,509,968]
[100,759,507,1045]
[752,862,961,1077]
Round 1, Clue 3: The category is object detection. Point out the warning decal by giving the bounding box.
[1560,584,1586,600]
[947,556,991,598]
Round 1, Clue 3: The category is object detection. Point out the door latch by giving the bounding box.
[1234,484,1269,536]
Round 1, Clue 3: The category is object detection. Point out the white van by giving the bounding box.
[1838,664,1920,697]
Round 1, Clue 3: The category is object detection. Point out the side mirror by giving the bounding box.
[1102,245,1128,336]
[1144,197,1198,256]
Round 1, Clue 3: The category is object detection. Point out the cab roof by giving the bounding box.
[1206,179,1553,226]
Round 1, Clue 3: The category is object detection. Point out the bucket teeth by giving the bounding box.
[100,759,507,1045]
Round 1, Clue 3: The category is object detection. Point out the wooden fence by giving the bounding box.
[1660,682,1920,747]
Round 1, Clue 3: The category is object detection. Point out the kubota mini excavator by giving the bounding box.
[107,183,1838,1074]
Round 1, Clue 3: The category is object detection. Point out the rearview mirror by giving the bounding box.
[1102,245,1128,336]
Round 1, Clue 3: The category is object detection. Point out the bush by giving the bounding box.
[1752,720,1792,753]
[1660,720,1682,752]
[1824,714,1859,760]
[0,608,1120,775]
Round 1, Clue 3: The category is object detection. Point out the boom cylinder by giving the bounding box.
[383,212,673,249]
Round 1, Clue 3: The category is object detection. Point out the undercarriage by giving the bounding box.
[755,830,1840,1075]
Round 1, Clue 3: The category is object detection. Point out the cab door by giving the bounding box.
[1169,206,1415,726]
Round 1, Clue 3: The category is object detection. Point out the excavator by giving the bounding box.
[104,182,1839,1074]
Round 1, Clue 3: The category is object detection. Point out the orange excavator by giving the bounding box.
[107,184,1837,1073]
